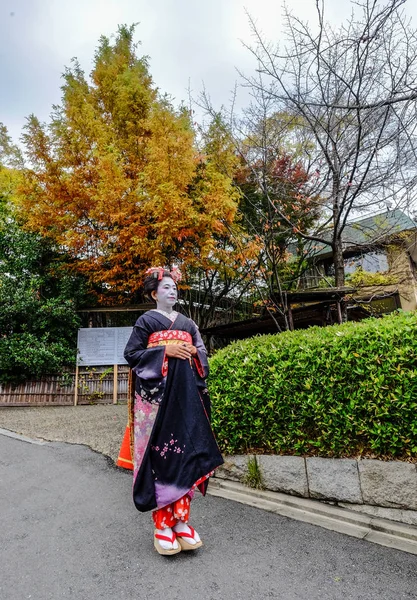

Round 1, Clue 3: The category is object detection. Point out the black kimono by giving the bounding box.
[124,310,224,512]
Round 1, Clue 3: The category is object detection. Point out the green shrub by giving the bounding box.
[346,267,398,286]
[0,210,88,385]
[0,333,76,386]
[208,311,417,459]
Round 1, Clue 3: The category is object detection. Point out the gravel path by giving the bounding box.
[0,405,127,462]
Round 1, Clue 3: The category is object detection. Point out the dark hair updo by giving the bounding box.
[143,270,174,302]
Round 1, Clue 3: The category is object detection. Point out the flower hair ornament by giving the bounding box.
[145,266,183,283]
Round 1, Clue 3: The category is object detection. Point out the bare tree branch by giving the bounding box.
[241,0,417,306]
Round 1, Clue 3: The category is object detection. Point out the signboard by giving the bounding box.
[77,327,133,366]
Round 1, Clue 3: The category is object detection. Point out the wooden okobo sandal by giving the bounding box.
[174,525,203,551]
[154,530,182,556]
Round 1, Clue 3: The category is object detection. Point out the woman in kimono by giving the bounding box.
[124,267,224,556]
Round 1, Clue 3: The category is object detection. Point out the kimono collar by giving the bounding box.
[151,309,178,323]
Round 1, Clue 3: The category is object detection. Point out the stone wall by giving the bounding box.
[215,455,417,525]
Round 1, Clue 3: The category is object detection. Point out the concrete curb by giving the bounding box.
[0,427,49,445]
[208,478,417,556]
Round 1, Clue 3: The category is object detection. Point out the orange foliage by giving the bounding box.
[17,27,248,301]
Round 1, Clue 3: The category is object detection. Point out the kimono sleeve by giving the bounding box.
[190,320,209,380]
[124,317,167,403]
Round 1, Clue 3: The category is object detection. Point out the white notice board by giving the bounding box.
[77,327,133,366]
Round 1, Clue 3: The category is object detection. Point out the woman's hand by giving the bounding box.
[165,343,197,360]
[185,343,197,356]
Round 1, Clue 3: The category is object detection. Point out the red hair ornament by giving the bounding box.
[145,266,182,283]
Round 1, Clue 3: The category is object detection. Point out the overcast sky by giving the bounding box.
[1,0,417,144]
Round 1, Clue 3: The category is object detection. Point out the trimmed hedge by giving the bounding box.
[208,311,417,459]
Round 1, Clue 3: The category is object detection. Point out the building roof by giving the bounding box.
[309,209,417,259]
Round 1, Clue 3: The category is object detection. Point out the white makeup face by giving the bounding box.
[154,277,178,311]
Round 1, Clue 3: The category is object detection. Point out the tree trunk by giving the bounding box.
[333,238,347,322]
[333,239,345,288]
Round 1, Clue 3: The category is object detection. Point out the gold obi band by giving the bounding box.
[147,330,192,348]
[148,339,189,348]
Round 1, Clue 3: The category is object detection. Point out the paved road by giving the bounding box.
[1,433,416,600]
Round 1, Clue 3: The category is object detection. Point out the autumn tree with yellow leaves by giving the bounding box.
[18,25,255,313]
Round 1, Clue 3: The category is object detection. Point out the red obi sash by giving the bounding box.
[147,330,193,348]
[147,330,204,379]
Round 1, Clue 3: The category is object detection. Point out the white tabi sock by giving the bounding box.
[173,521,201,545]
[155,527,179,551]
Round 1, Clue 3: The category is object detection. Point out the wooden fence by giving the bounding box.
[0,366,130,407]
